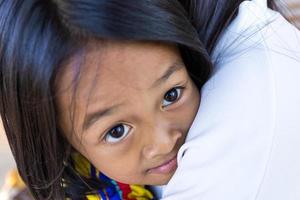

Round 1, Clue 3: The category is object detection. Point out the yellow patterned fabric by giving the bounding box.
[70,152,155,200]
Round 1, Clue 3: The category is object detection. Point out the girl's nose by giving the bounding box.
[142,125,182,160]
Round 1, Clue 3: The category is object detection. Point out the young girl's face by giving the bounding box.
[56,41,200,185]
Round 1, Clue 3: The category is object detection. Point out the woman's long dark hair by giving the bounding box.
[0,0,276,199]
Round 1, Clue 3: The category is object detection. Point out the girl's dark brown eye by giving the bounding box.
[162,87,184,107]
[104,124,130,143]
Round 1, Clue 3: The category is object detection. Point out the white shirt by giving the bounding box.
[156,0,300,199]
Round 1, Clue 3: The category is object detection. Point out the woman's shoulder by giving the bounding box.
[212,0,300,70]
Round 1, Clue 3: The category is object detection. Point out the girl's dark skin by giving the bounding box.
[56,41,200,185]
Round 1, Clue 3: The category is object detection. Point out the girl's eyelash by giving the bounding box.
[103,124,131,143]
[162,85,186,108]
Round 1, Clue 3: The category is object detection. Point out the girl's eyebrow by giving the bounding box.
[150,61,184,89]
[83,61,184,130]
[83,103,123,130]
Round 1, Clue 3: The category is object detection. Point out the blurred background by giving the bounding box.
[0,0,299,190]
[281,0,300,28]
[0,121,15,187]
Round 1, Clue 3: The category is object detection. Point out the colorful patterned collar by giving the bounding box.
[71,153,156,200]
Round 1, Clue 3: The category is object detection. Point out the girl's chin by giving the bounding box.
[141,169,177,186]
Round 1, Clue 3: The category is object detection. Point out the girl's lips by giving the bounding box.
[148,156,178,174]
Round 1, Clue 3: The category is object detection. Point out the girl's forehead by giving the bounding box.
[56,41,182,99]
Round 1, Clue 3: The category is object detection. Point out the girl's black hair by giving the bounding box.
[0,0,276,199]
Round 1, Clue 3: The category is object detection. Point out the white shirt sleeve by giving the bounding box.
[160,0,300,199]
